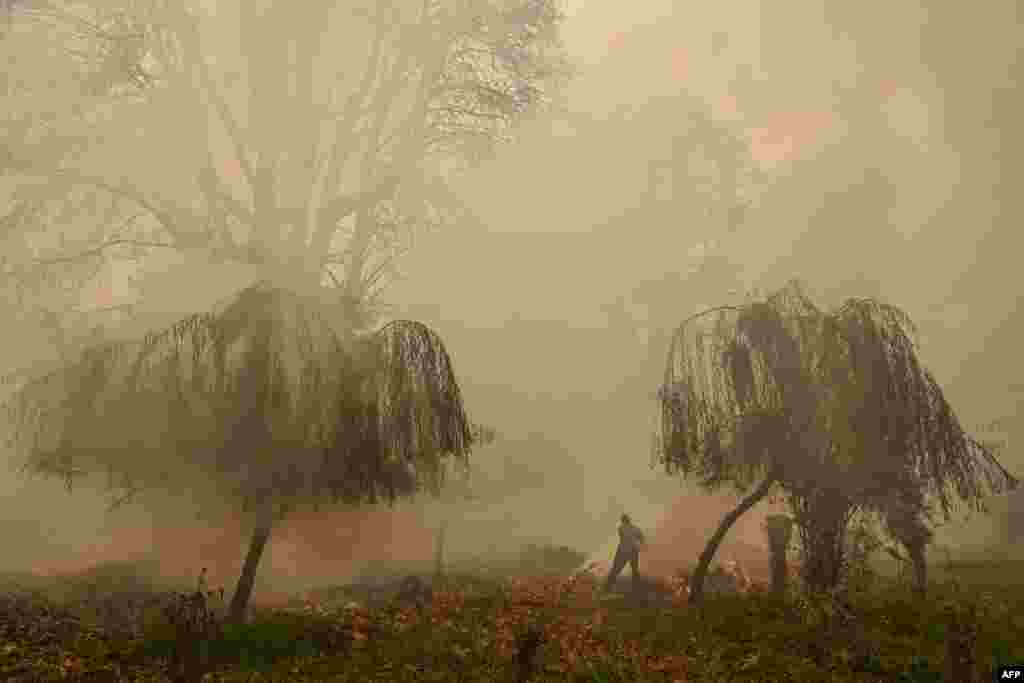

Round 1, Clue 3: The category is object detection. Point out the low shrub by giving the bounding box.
[4,557,1024,681]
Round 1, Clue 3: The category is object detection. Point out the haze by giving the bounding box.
[1,0,1020,600]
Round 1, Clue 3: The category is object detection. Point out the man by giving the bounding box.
[603,513,646,592]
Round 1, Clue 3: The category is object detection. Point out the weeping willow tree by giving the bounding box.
[657,280,1017,605]
[3,281,475,622]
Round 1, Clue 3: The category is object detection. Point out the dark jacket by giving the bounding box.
[618,521,646,554]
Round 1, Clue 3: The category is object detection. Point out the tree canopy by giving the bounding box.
[2,279,480,620]
[660,281,1016,513]
[657,280,1018,600]
[4,281,475,516]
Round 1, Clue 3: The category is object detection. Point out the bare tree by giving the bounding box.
[656,280,1018,605]
[0,0,571,363]
[3,281,477,623]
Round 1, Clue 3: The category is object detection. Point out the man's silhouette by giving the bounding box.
[603,513,646,592]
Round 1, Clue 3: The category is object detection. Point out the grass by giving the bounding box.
[2,556,1023,682]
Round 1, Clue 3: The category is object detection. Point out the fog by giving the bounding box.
[1,0,1020,600]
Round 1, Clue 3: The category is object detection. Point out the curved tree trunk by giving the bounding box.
[229,512,274,624]
[689,474,776,607]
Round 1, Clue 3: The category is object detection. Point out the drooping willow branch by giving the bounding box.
[3,282,476,514]
[657,280,1018,517]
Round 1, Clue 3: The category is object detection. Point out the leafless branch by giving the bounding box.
[317,176,402,227]
[7,159,190,241]
[33,238,178,267]
[321,4,389,195]
[197,166,252,234]
[362,244,409,292]
[324,264,342,289]
[172,8,259,207]
[76,302,137,315]
[106,485,142,511]
[429,105,508,121]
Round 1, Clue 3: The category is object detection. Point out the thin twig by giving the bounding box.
[33,238,178,266]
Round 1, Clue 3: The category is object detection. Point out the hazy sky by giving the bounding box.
[388,0,1022,553]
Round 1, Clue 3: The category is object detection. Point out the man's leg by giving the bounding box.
[628,551,640,588]
[604,550,627,592]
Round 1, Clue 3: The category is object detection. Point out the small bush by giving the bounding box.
[142,584,224,681]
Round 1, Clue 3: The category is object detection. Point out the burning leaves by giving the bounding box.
[283,569,692,680]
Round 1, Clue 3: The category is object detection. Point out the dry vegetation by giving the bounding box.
[1,549,1022,682]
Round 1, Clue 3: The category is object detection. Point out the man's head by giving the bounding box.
[621,514,631,525]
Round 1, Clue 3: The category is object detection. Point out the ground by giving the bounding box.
[1,554,1023,682]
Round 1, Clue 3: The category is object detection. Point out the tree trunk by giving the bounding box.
[944,601,979,683]
[228,518,273,624]
[796,494,853,594]
[434,519,448,581]
[803,527,844,593]
[689,474,776,606]
[764,514,794,595]
[907,541,927,598]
